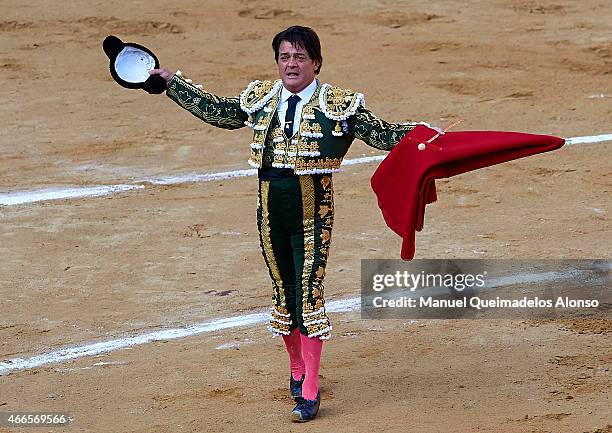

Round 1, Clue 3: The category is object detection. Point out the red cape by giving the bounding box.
[370,125,565,260]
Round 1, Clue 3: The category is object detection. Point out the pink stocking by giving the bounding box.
[300,334,323,400]
[282,329,305,380]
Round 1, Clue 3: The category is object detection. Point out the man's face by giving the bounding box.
[277,40,320,93]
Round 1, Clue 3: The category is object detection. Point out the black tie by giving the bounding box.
[284,94,300,137]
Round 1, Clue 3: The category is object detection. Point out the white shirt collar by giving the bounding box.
[280,79,318,105]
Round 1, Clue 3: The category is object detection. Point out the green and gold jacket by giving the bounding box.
[166,72,420,174]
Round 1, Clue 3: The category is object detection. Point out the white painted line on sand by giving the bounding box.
[0,267,593,376]
[0,185,144,206]
[0,133,610,206]
[146,168,257,185]
[564,134,612,145]
[0,298,359,376]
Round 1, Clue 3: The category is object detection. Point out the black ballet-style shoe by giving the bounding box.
[291,391,320,422]
[290,374,305,400]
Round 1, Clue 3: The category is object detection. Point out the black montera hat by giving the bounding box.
[103,35,166,94]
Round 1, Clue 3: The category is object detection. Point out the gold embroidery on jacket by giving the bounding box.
[294,157,343,172]
[167,77,246,129]
[354,108,416,150]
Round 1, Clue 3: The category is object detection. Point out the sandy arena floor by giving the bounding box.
[1,0,610,431]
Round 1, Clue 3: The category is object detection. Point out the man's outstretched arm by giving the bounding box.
[151,68,248,130]
[353,106,434,151]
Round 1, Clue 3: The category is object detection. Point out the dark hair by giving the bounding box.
[272,26,323,74]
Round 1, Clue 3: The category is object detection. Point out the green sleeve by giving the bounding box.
[353,106,417,151]
[166,75,248,130]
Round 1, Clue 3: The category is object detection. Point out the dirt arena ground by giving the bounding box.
[1,0,611,431]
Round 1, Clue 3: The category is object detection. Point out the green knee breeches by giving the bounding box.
[257,174,334,340]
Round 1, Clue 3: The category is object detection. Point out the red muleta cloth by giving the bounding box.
[370,125,565,260]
